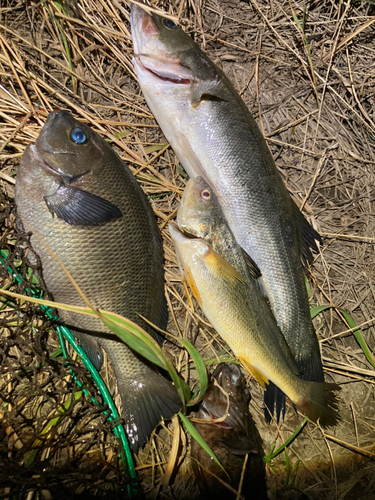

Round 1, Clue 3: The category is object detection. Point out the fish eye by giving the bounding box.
[71,128,87,144]
[200,189,211,201]
[162,18,177,29]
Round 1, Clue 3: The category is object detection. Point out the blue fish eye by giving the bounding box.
[71,128,87,144]
[162,18,176,29]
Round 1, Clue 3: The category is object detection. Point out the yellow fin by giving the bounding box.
[239,357,269,389]
[204,247,248,285]
[184,264,202,306]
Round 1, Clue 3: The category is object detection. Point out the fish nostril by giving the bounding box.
[142,15,158,35]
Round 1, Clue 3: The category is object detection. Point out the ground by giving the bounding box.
[0,0,375,499]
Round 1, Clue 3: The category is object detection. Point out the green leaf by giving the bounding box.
[177,166,188,179]
[309,302,375,369]
[310,304,332,319]
[178,412,223,470]
[0,286,191,405]
[101,314,166,370]
[340,308,375,369]
[105,131,131,143]
[178,338,208,406]
[145,142,169,153]
[41,391,83,435]
[264,418,307,464]
[22,449,38,467]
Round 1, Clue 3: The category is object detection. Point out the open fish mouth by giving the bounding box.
[133,55,191,86]
[170,221,198,240]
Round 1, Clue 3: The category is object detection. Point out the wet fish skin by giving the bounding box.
[191,363,268,500]
[169,223,340,427]
[15,110,181,453]
[177,176,261,282]
[131,5,324,419]
[178,177,295,415]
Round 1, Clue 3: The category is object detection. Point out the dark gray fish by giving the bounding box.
[15,110,181,453]
[191,363,268,499]
[131,5,324,421]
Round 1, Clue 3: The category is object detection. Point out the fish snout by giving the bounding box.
[131,4,158,55]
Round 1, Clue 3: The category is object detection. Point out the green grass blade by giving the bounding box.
[309,300,375,369]
[178,412,223,470]
[41,391,83,435]
[178,338,208,406]
[339,308,375,368]
[310,304,332,319]
[0,288,190,404]
[264,418,307,464]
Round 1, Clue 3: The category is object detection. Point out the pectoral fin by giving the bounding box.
[184,264,202,306]
[176,133,205,179]
[239,357,269,389]
[204,247,248,285]
[190,76,223,108]
[44,185,122,226]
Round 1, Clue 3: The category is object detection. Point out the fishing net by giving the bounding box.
[1,0,375,499]
[0,193,132,499]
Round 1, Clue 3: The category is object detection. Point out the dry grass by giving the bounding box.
[1,0,375,498]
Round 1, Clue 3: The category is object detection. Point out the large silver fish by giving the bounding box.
[131,5,324,419]
[15,110,181,453]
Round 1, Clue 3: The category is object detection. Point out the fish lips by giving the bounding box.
[29,143,76,185]
[204,363,250,433]
[28,144,62,179]
[131,5,192,85]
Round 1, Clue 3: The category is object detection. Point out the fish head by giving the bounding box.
[34,110,107,183]
[177,177,222,242]
[131,4,217,97]
[16,111,123,227]
[169,222,210,262]
[198,363,250,436]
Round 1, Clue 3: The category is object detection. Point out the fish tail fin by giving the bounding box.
[297,349,325,382]
[297,381,341,428]
[100,340,181,454]
[118,367,182,454]
[263,382,286,424]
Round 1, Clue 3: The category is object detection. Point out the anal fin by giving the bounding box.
[239,357,269,390]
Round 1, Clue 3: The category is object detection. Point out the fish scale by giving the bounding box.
[169,223,340,428]
[131,5,324,419]
[15,110,181,453]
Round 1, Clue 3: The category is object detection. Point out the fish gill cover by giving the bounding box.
[1,0,375,499]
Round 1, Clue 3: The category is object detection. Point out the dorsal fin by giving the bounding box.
[241,247,262,279]
[293,201,321,265]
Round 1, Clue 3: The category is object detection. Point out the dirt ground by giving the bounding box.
[0,0,375,498]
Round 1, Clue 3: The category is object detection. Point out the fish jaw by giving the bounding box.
[131,5,192,86]
[131,5,216,181]
[35,110,105,184]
